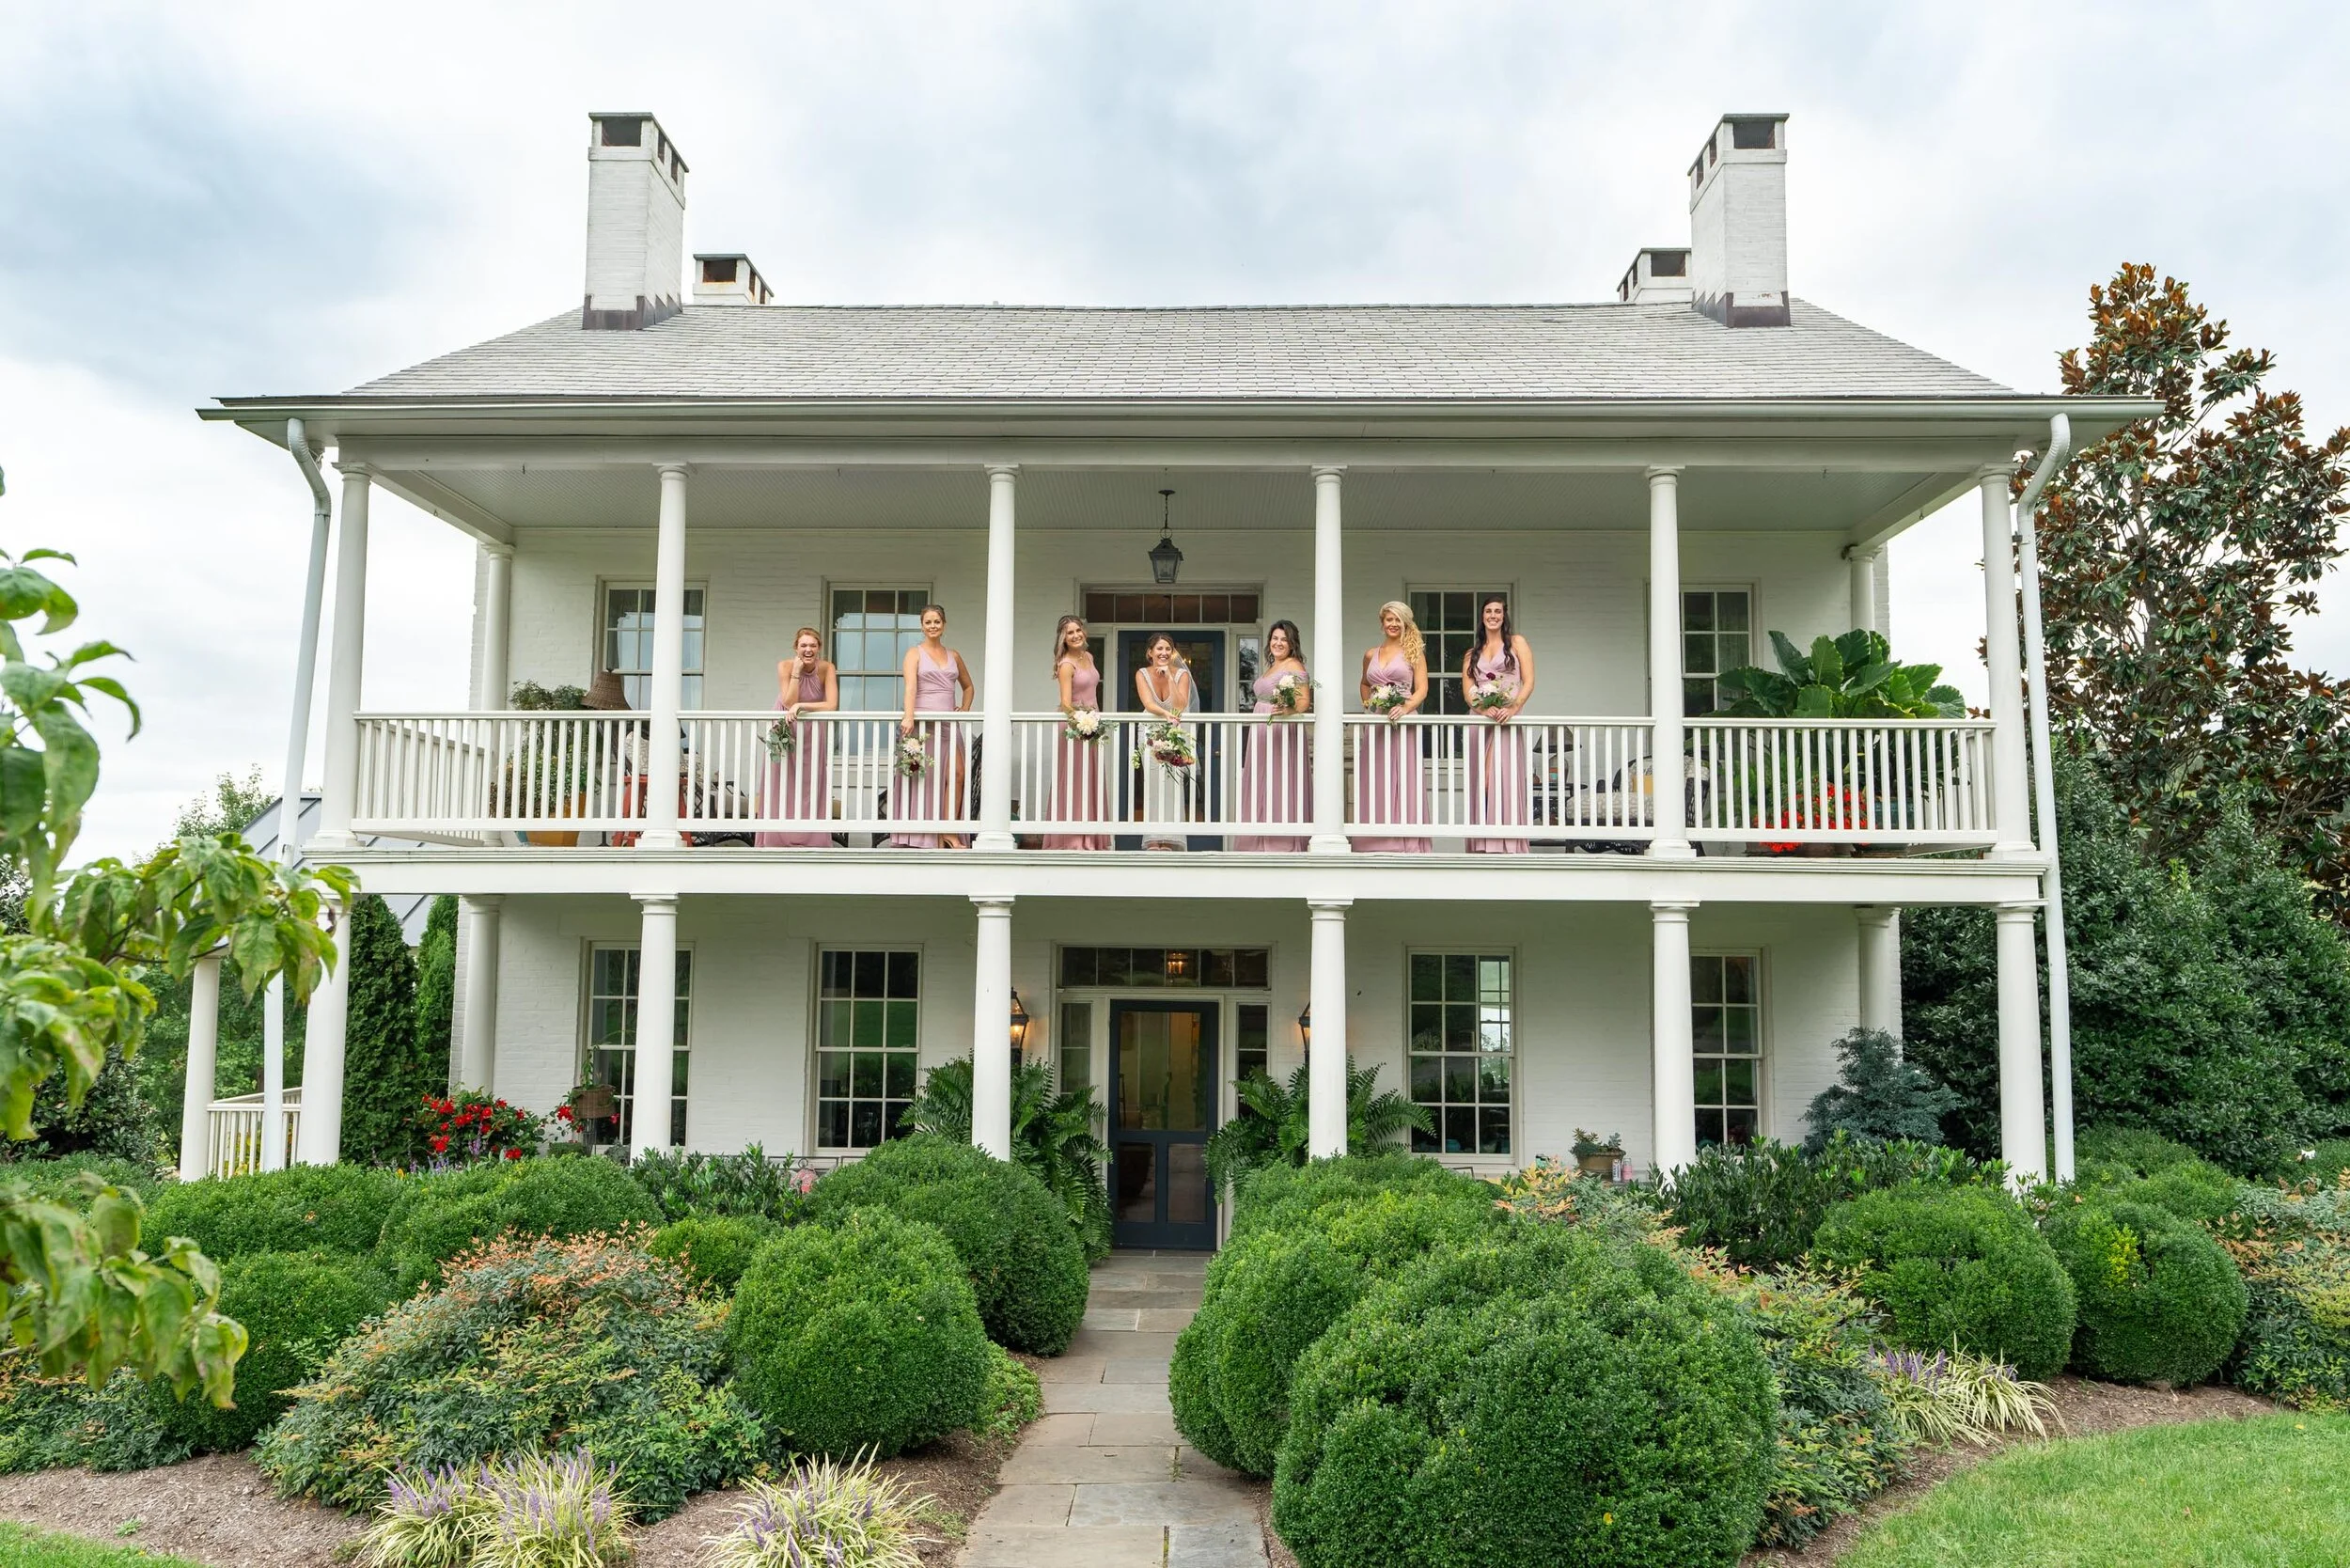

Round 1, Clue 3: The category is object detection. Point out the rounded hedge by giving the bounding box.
[142,1165,401,1259]
[1230,1153,1474,1247]
[727,1208,990,1458]
[810,1135,1087,1355]
[377,1155,662,1293]
[2044,1199,2248,1386]
[1810,1185,2076,1381]
[649,1215,780,1295]
[2076,1125,2204,1178]
[1272,1226,1778,1568]
[151,1249,392,1452]
[2122,1160,2243,1229]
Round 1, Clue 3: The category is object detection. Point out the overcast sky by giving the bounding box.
[6,0,2347,861]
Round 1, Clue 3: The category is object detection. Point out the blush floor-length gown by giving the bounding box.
[1465,648,1529,854]
[756,666,833,847]
[1355,649,1430,853]
[1044,660,1110,850]
[1235,670,1310,852]
[890,651,966,848]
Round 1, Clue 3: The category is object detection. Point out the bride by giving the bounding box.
[1133,633,1194,852]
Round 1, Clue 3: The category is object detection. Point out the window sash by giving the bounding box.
[1692,951,1762,1148]
[829,587,931,713]
[1680,588,1754,717]
[815,948,921,1151]
[1058,1000,1093,1096]
[585,944,692,1149]
[1407,588,1512,718]
[1406,950,1512,1157]
[601,587,705,710]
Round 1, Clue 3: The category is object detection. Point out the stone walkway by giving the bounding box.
[959,1250,1266,1568]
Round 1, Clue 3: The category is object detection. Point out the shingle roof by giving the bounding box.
[337,300,2011,403]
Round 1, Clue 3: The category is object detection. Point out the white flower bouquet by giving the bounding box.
[1365,681,1410,714]
[1063,708,1105,745]
[893,732,931,778]
[1271,672,1311,716]
[1468,682,1517,715]
[1136,720,1196,773]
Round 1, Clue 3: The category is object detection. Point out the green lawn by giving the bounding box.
[1842,1414,2350,1567]
[0,1525,206,1568]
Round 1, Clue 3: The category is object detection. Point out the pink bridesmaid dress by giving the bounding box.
[1465,648,1529,854]
[1355,649,1431,853]
[1044,661,1110,850]
[756,667,834,848]
[1235,670,1310,852]
[890,651,966,849]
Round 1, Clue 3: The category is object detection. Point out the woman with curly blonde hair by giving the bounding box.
[1356,601,1430,852]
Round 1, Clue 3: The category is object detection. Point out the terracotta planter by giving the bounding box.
[523,790,590,847]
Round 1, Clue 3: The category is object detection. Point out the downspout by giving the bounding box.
[2014,414,2076,1181]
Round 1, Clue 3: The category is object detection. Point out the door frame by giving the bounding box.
[1114,629,1226,851]
[1106,997,1221,1250]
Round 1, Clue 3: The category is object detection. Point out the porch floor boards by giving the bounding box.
[960,1250,1265,1568]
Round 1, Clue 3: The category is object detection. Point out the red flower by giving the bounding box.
[431,1135,450,1153]
[503,1148,524,1160]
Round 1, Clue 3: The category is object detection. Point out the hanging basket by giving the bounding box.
[572,1085,618,1121]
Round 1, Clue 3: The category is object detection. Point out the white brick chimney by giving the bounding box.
[692,254,772,307]
[1685,114,1790,328]
[1616,247,1693,305]
[584,113,687,331]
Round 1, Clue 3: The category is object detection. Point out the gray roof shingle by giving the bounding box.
[335,299,2011,403]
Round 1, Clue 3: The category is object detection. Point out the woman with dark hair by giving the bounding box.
[1465,593,1536,854]
[1044,614,1108,850]
[1236,619,1311,852]
[892,604,973,848]
[1135,632,1195,852]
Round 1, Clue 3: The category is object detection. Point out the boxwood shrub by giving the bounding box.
[0,1154,164,1206]
[810,1135,1087,1355]
[1272,1226,1777,1568]
[649,1215,781,1296]
[2120,1160,2244,1229]
[376,1154,661,1293]
[2043,1199,2246,1386]
[151,1250,393,1452]
[1230,1152,1477,1246]
[142,1164,401,1259]
[727,1208,990,1458]
[1666,1135,1999,1270]
[1810,1185,2076,1381]
[2076,1124,2204,1178]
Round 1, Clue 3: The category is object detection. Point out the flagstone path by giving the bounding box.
[958,1249,1267,1568]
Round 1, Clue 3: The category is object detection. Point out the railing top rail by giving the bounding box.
[1338,713,1652,725]
[1686,715,1994,730]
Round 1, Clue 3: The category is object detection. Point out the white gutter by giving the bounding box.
[2014,413,2076,1180]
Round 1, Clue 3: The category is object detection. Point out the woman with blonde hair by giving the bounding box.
[893,604,973,848]
[756,626,838,848]
[1355,600,1430,853]
[1044,614,1109,850]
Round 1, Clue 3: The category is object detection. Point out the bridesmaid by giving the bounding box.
[1045,615,1109,850]
[1465,595,1536,854]
[892,604,973,849]
[1236,619,1311,852]
[756,627,838,848]
[1135,633,1194,852]
[1355,601,1431,853]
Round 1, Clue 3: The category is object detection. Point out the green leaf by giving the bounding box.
[1794,684,1838,718]
[1810,635,1845,690]
[1768,631,1811,682]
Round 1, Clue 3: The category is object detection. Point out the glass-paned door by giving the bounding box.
[1108,1000,1217,1249]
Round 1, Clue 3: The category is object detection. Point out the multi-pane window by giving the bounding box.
[1058,948,1271,989]
[1682,588,1753,715]
[1408,590,1510,716]
[586,946,692,1149]
[1080,590,1261,625]
[1693,953,1762,1147]
[1407,952,1512,1156]
[1235,1004,1269,1088]
[816,949,920,1149]
[830,588,931,711]
[602,587,705,710]
[1058,1000,1093,1096]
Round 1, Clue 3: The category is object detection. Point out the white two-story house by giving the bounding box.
[196,111,2144,1246]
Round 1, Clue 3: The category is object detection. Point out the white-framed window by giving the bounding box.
[1058,999,1093,1096]
[1407,588,1514,716]
[1682,587,1755,715]
[1407,951,1513,1156]
[585,945,692,1148]
[828,587,932,712]
[601,585,706,709]
[1693,951,1763,1147]
[815,949,921,1150]
[1234,1003,1270,1087]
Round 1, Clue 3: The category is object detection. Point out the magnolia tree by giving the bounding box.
[0,473,351,1403]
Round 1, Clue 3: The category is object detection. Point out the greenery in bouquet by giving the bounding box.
[1136,720,1195,772]
[1467,681,1516,714]
[891,732,929,778]
[1268,672,1311,716]
[762,715,798,759]
[1363,680,1410,714]
[1061,708,1105,745]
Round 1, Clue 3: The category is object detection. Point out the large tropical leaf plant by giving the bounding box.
[901,1056,1112,1259]
[1201,1056,1433,1199]
[1714,629,1966,720]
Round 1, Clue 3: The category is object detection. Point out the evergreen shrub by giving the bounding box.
[1810,1185,2076,1381]
[376,1154,661,1293]
[1272,1227,1777,1568]
[810,1135,1086,1355]
[649,1215,779,1295]
[143,1164,400,1260]
[0,1154,164,1205]
[2044,1199,2246,1386]
[1229,1152,1475,1246]
[0,1362,185,1474]
[2122,1159,2244,1228]
[2077,1124,2204,1177]
[727,1209,989,1459]
[151,1250,393,1452]
[338,894,431,1168]
[1667,1135,1998,1270]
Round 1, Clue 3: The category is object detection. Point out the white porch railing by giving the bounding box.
[204,1089,301,1179]
[681,712,982,839]
[1686,717,1998,845]
[1343,715,1657,841]
[354,713,652,835]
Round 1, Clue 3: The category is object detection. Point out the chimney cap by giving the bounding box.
[1617,247,1693,304]
[588,112,689,175]
[694,253,774,307]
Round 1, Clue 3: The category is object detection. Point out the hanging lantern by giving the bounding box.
[1149,488,1184,584]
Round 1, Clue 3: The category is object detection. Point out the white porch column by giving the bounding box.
[1651,900,1699,1180]
[313,463,372,850]
[478,544,514,708]
[632,894,680,1158]
[976,465,1019,851]
[1308,899,1350,1156]
[1980,469,2034,858]
[1309,468,1349,855]
[640,464,690,850]
[1996,902,2047,1184]
[1647,468,1693,858]
[971,897,1014,1158]
[178,954,222,1182]
[457,894,503,1092]
[1856,906,1901,1038]
[260,976,288,1172]
[298,902,350,1166]
[1847,546,1879,636]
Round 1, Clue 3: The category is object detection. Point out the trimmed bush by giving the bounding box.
[258,1231,760,1518]
[0,1362,186,1474]
[810,1135,1086,1355]
[2076,1124,2205,1178]
[2044,1199,2246,1386]
[0,1154,164,1206]
[649,1215,780,1295]
[1230,1152,1475,1246]
[2231,1233,2350,1408]
[2121,1160,2243,1229]
[1667,1135,1999,1271]
[143,1164,401,1259]
[1272,1226,1777,1568]
[975,1342,1043,1442]
[1811,1185,2076,1381]
[629,1145,816,1226]
[728,1209,989,1459]
[151,1250,393,1452]
[376,1154,662,1293]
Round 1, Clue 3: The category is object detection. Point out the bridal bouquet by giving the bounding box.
[1136,720,1197,772]
[1468,682,1517,715]
[1271,672,1311,716]
[763,714,799,758]
[1063,708,1105,745]
[1365,681,1410,714]
[893,732,931,778]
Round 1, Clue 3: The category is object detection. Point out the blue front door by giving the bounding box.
[1114,630,1225,851]
[1108,999,1219,1249]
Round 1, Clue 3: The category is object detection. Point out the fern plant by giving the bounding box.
[900,1058,1111,1258]
[1202,1057,1433,1198]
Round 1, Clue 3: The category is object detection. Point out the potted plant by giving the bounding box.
[1571,1127,1625,1178]
[501,674,628,845]
[556,1072,621,1147]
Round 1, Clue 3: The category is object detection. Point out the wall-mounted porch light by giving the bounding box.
[1149,489,1184,584]
[1296,1004,1311,1057]
[1009,990,1031,1060]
